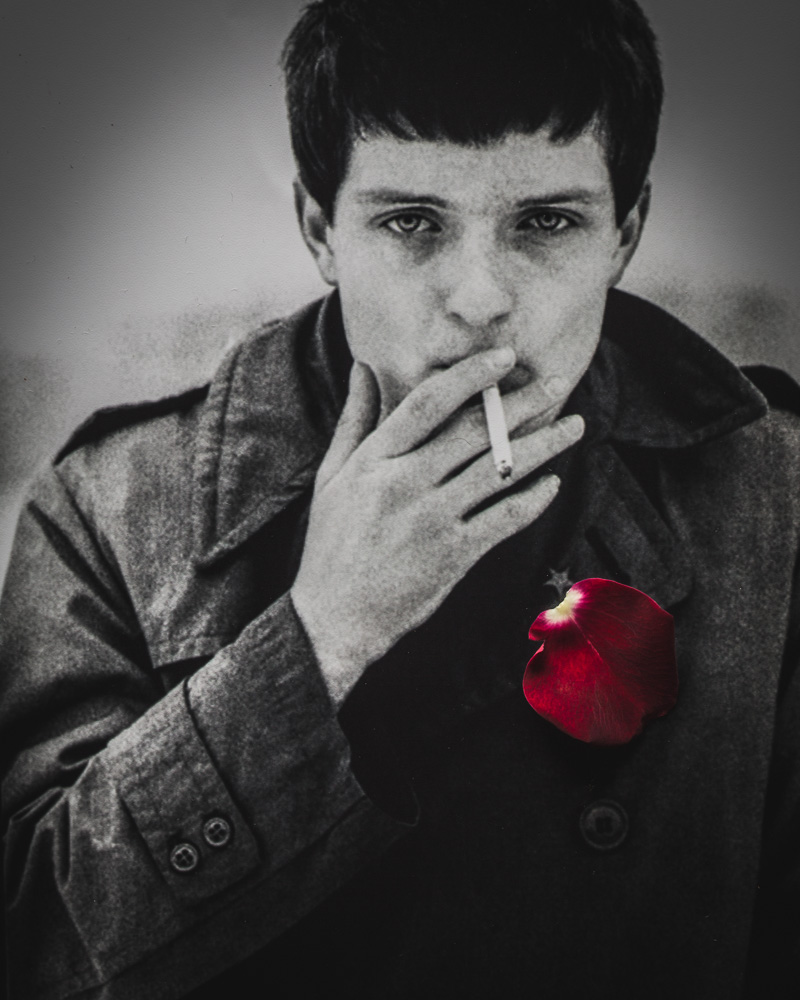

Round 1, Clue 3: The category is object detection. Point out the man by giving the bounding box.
[2,0,799,997]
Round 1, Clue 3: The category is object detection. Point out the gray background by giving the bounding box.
[2,0,799,579]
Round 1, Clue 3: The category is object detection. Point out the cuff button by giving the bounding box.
[203,816,233,849]
[170,841,200,874]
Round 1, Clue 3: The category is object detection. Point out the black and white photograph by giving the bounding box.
[2,1,800,997]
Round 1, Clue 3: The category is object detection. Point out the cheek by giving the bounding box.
[337,252,427,359]
[512,272,607,382]
[566,283,610,344]
[515,234,617,319]
[556,291,606,371]
[338,289,392,365]
[520,275,607,344]
[336,269,430,411]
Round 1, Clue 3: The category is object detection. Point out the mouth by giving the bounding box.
[456,364,532,413]
[498,365,533,393]
[469,368,566,435]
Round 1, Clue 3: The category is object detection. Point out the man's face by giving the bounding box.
[308,129,642,420]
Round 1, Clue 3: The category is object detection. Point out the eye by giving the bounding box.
[384,213,438,235]
[520,211,573,233]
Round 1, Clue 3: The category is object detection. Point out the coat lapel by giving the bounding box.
[192,296,350,567]
[545,289,769,612]
[567,440,694,610]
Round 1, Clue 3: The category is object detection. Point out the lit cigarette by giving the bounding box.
[482,384,513,479]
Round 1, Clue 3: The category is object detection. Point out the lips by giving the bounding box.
[430,361,530,388]
[457,367,561,432]
[459,364,530,404]
[497,365,533,393]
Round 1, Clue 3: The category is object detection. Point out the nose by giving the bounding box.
[442,229,514,331]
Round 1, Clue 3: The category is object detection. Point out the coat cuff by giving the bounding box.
[186,592,367,873]
[109,684,261,905]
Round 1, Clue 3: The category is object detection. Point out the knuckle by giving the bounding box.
[480,350,508,377]
[499,492,527,523]
[404,391,436,426]
[460,407,487,443]
[498,478,557,527]
[447,359,486,396]
[546,423,572,454]
[382,476,414,511]
[522,420,575,464]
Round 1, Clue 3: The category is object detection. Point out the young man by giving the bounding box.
[2,0,799,997]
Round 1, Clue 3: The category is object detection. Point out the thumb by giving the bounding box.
[315,361,380,488]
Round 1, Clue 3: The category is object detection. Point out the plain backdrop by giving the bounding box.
[2,0,799,578]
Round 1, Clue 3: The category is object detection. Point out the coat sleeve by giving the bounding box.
[0,464,406,1000]
[743,408,800,998]
[744,551,800,998]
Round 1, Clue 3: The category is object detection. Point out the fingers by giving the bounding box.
[465,472,562,551]
[441,413,585,512]
[499,374,571,436]
[420,373,571,477]
[315,362,380,489]
[370,347,516,458]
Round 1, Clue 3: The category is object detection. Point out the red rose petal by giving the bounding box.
[523,578,677,745]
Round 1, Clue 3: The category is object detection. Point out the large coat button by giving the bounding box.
[203,816,233,849]
[169,841,201,873]
[579,799,629,851]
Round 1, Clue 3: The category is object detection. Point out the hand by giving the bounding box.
[290,348,584,705]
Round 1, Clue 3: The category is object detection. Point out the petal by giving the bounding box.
[523,643,651,745]
[524,579,677,746]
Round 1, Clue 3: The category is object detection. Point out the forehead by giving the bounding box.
[337,129,614,211]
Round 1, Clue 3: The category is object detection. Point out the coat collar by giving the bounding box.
[192,289,767,595]
[193,295,349,566]
[593,290,768,448]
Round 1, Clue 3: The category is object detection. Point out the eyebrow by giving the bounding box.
[355,190,450,208]
[516,190,604,207]
[355,187,605,208]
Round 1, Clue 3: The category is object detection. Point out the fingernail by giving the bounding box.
[544,376,570,397]
[543,473,561,494]
[562,413,585,437]
[489,347,515,368]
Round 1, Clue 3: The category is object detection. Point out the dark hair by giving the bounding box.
[282,0,663,224]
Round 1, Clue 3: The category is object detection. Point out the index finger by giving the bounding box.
[370,347,516,458]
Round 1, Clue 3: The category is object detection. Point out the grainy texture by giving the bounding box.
[2,290,799,997]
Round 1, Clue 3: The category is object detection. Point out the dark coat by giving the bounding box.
[2,289,799,999]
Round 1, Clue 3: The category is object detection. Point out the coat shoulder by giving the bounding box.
[54,384,210,465]
[47,383,213,558]
[677,365,800,538]
[741,365,800,481]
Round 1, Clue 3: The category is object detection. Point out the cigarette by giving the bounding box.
[482,384,513,479]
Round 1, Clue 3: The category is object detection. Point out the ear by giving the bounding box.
[608,181,651,287]
[294,179,338,286]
